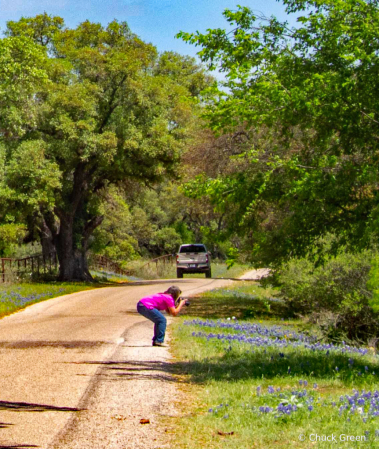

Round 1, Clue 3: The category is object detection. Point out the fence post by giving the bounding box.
[1,259,4,283]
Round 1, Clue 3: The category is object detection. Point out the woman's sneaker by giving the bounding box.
[152,341,165,347]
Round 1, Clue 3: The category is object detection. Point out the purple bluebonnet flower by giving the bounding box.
[185,318,370,357]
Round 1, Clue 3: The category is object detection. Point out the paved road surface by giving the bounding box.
[0,278,233,449]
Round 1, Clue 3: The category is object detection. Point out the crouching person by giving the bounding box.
[137,286,187,346]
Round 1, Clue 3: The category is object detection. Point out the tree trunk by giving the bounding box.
[39,218,56,259]
[73,248,93,282]
[55,215,93,281]
[54,209,104,282]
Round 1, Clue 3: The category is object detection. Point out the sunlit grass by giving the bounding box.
[0,282,96,318]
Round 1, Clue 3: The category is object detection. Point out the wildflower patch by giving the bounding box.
[173,312,379,449]
[0,283,93,318]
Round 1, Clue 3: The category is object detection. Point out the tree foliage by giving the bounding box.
[0,13,208,279]
[178,0,379,265]
[0,223,27,257]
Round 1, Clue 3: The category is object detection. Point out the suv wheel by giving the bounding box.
[205,269,212,278]
[177,269,183,278]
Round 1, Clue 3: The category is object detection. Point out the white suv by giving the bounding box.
[176,244,211,278]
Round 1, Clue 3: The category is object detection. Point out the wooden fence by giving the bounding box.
[90,254,175,277]
[139,254,175,271]
[90,254,174,279]
[0,252,58,283]
[0,252,173,283]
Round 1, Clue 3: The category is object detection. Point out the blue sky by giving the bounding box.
[0,0,298,59]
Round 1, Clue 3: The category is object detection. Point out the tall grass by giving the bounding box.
[127,260,250,280]
[169,283,379,449]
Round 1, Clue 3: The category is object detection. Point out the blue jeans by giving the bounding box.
[137,302,167,343]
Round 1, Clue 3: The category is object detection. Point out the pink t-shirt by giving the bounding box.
[139,293,175,311]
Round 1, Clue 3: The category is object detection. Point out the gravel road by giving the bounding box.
[0,277,236,449]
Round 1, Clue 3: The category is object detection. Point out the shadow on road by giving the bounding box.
[0,341,108,350]
[0,445,38,448]
[0,403,78,449]
[0,401,82,413]
[80,360,180,383]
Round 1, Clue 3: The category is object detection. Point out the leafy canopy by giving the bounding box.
[178,0,379,265]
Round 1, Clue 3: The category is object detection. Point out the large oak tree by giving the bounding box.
[2,14,207,280]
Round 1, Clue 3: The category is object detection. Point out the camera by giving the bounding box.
[176,297,190,307]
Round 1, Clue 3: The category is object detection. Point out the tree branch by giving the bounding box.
[98,74,128,133]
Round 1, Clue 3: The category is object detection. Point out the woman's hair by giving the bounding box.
[164,285,182,300]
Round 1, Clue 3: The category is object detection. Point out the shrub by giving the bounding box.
[367,254,379,313]
[309,307,379,344]
[278,252,373,314]
[277,251,379,343]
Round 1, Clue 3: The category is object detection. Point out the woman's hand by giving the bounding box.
[168,298,188,316]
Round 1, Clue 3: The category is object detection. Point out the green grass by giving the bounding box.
[179,282,292,321]
[169,283,379,449]
[0,282,98,318]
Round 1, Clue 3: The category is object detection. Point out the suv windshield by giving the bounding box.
[179,245,206,253]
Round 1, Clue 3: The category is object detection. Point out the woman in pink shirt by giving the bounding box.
[137,286,188,346]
